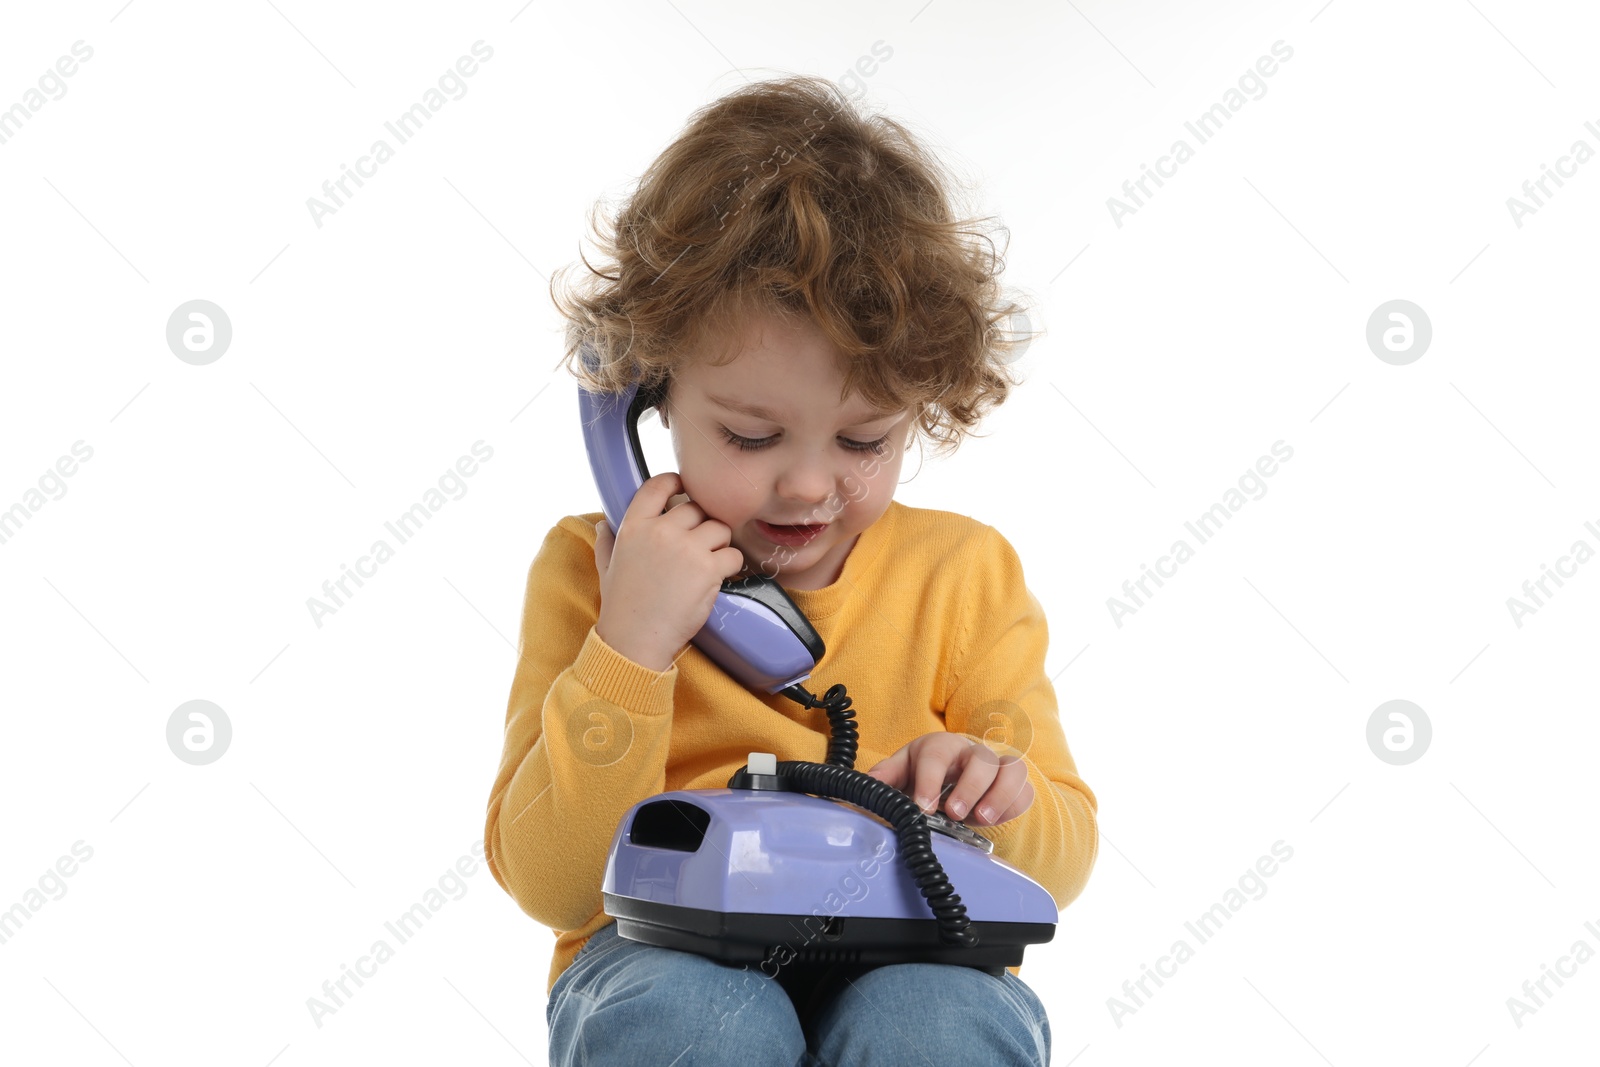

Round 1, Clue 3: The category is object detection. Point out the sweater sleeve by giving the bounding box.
[483,518,681,933]
[941,524,1099,912]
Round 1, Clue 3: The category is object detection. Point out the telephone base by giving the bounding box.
[602,892,1053,975]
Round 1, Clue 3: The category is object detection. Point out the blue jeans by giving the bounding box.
[546,921,1052,1066]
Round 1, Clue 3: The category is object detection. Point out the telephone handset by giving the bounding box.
[576,341,825,693]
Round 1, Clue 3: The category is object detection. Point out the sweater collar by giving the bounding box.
[778,500,902,621]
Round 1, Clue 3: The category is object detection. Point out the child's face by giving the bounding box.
[659,311,914,591]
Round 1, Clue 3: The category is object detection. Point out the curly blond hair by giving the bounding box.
[549,74,1034,458]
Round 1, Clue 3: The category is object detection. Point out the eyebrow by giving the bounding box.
[707,393,896,425]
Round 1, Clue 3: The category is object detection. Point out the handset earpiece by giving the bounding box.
[577,342,824,692]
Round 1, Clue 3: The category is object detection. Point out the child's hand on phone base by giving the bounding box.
[865,733,1034,826]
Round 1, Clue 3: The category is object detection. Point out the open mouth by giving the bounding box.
[755,520,829,546]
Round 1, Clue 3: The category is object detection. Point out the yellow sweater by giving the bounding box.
[482,499,1099,997]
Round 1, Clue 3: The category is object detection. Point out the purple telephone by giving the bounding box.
[575,341,1057,974]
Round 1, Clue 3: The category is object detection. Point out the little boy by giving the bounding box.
[483,74,1097,1067]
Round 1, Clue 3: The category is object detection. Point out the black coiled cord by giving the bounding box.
[778,682,978,949]
[787,681,860,769]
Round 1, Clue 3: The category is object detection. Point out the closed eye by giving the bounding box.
[719,427,888,455]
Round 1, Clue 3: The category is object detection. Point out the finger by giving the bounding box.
[1003,781,1037,822]
[865,749,910,791]
[912,745,963,815]
[691,515,733,550]
[968,758,1033,825]
[716,545,748,579]
[593,519,613,571]
[662,498,714,530]
[978,779,1035,826]
[943,741,1001,821]
[624,472,683,522]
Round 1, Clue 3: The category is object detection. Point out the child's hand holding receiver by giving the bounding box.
[866,733,1036,827]
[592,471,747,673]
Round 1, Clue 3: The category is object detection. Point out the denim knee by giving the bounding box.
[807,962,1049,1067]
[548,939,807,1067]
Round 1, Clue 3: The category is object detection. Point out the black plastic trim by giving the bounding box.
[602,893,1053,975]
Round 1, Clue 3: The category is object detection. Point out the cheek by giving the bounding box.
[677,457,756,520]
[853,441,906,492]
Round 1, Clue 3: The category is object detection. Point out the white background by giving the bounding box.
[2,1,1596,1064]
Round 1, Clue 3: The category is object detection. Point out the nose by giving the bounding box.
[774,448,842,511]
